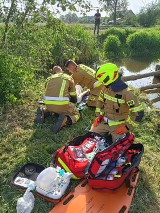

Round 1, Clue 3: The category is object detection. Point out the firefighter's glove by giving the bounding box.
[93,115,104,127]
[115,125,129,135]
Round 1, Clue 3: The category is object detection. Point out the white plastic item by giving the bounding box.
[16,188,35,213]
[35,166,72,200]
[35,167,57,191]
[14,177,35,188]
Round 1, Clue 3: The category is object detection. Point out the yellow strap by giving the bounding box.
[126,117,139,128]
[107,120,125,126]
[130,104,144,112]
[98,96,104,102]
[104,94,125,104]
[44,100,69,105]
[58,157,80,179]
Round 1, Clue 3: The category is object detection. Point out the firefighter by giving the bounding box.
[36,66,80,133]
[65,59,104,107]
[90,63,144,142]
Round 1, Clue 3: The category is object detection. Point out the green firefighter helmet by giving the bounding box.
[95,63,119,86]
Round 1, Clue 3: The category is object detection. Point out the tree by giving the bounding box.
[60,13,78,23]
[98,0,128,24]
[138,1,160,27]
[0,0,92,47]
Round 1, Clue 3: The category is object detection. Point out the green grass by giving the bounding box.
[0,90,160,213]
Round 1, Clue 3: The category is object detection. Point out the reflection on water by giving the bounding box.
[115,58,153,73]
[115,58,160,108]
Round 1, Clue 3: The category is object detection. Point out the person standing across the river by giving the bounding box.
[94,9,101,35]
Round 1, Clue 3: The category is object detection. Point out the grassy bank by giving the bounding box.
[0,86,160,213]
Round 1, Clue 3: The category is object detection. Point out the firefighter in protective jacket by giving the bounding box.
[36,66,80,133]
[65,59,104,107]
[90,63,144,142]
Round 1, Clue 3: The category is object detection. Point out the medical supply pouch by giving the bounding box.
[87,143,144,191]
[52,132,111,179]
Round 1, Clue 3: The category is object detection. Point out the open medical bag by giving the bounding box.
[53,132,144,190]
[52,132,112,179]
[87,143,144,190]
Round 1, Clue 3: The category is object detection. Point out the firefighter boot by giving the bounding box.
[52,115,72,133]
[35,107,45,124]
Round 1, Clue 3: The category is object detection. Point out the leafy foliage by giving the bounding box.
[126,30,160,57]
[98,0,129,24]
[137,2,160,27]
[0,18,100,105]
[0,53,34,105]
[103,35,123,59]
[99,27,127,44]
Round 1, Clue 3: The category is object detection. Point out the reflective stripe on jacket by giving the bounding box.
[95,86,144,130]
[45,73,76,105]
[72,64,97,89]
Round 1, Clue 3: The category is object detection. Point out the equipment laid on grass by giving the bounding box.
[12,163,73,204]
[52,132,138,181]
[12,132,144,213]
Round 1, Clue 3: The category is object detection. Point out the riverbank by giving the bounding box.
[0,90,160,213]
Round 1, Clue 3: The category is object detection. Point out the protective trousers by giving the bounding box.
[46,102,80,124]
[90,121,124,142]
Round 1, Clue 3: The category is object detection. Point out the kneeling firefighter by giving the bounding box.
[36,66,80,133]
[90,63,144,142]
[65,59,104,107]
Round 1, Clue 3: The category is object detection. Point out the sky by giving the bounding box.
[87,0,155,16]
[58,0,156,17]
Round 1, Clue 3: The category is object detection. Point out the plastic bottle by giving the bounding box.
[16,188,35,213]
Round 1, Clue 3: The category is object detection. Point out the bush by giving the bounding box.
[6,22,99,72]
[99,27,127,44]
[50,25,99,65]
[126,30,160,57]
[103,35,123,59]
[0,53,34,106]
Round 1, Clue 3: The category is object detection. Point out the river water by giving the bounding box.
[114,58,160,108]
